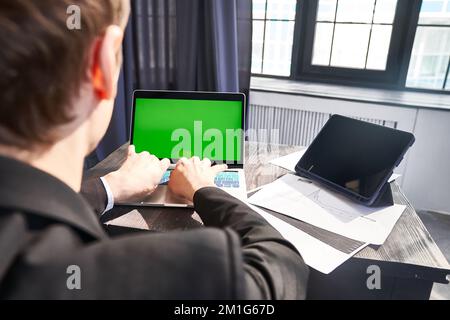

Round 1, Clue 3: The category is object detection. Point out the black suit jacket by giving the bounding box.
[80,177,109,216]
[0,155,309,299]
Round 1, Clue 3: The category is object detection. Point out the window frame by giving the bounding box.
[252,0,450,94]
[252,0,297,75]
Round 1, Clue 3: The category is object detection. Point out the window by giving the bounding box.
[312,0,397,70]
[252,0,450,92]
[251,0,297,76]
[406,0,450,90]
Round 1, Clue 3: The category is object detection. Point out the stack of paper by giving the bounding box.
[245,152,406,274]
[246,203,368,275]
[249,174,405,245]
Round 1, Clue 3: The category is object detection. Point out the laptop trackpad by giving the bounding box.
[142,185,193,207]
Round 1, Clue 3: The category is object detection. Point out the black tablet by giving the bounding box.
[295,115,415,207]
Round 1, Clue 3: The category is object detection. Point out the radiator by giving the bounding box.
[247,104,398,147]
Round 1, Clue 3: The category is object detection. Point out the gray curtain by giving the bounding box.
[93,0,252,163]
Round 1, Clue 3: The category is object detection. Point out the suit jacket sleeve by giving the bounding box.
[0,188,308,300]
[194,187,309,300]
[0,154,306,300]
[80,177,107,216]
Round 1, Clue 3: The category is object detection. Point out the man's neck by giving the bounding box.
[0,136,88,193]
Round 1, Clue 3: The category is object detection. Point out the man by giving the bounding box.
[0,0,308,299]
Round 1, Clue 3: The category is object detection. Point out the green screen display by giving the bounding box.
[132,98,243,162]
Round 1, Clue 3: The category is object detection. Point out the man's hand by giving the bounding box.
[168,157,228,202]
[104,145,170,203]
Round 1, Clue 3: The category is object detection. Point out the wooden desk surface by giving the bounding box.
[89,142,450,280]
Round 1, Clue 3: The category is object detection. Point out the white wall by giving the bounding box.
[402,109,450,213]
[250,91,450,213]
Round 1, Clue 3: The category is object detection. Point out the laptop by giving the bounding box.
[118,90,248,208]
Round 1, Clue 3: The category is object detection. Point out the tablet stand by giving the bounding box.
[369,183,394,208]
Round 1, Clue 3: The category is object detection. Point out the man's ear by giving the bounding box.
[91,25,124,101]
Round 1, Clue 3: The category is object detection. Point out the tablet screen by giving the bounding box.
[296,115,414,199]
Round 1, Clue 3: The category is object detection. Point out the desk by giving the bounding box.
[88,142,450,300]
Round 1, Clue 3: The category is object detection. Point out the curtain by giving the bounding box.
[93,0,253,162]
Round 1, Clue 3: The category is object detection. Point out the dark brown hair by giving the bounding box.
[0,0,124,148]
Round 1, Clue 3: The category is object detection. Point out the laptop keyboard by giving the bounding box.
[160,171,172,185]
[159,170,240,188]
[215,172,240,188]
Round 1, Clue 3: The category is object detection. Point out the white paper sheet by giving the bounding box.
[269,150,306,172]
[388,174,402,183]
[269,151,402,183]
[247,203,368,274]
[248,174,406,245]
